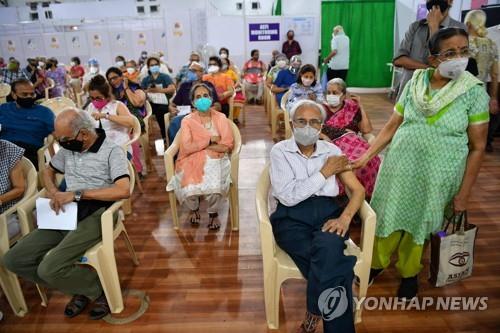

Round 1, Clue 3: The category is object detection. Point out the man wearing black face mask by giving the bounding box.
[0,79,54,168]
[393,0,465,99]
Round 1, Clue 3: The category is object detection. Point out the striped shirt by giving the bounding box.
[270,138,342,207]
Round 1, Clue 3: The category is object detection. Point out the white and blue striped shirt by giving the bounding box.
[270,138,342,207]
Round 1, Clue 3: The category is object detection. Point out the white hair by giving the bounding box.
[464,10,487,37]
[58,107,96,135]
[327,78,347,94]
[333,25,344,35]
[289,99,327,122]
[189,61,203,70]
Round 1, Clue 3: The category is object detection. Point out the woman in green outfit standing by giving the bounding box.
[354,28,490,300]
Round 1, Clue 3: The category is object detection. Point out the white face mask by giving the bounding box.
[70,61,76,67]
[220,53,228,59]
[327,94,342,107]
[38,61,45,67]
[90,66,99,74]
[437,57,468,80]
[126,67,136,74]
[293,125,321,146]
[302,77,314,87]
[208,65,219,74]
[277,60,287,68]
[160,56,165,62]
[115,61,124,68]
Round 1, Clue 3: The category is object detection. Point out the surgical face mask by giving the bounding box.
[70,61,76,67]
[186,70,198,82]
[293,125,321,146]
[115,61,124,67]
[302,77,314,87]
[15,95,36,108]
[90,66,99,74]
[149,65,160,74]
[91,98,108,110]
[327,94,342,107]
[220,53,228,59]
[208,65,219,74]
[141,53,147,59]
[126,67,136,74]
[437,57,468,80]
[277,60,287,68]
[7,63,17,71]
[59,132,84,152]
[426,0,449,13]
[194,97,212,112]
[160,56,165,62]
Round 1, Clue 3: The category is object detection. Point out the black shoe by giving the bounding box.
[397,276,418,301]
[355,268,383,286]
[486,143,493,153]
[89,294,111,320]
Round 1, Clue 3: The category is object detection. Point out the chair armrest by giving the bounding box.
[164,140,180,184]
[357,201,376,262]
[17,189,46,236]
[100,200,123,254]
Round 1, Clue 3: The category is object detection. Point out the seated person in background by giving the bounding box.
[242,49,267,104]
[24,58,49,100]
[0,140,25,239]
[3,108,130,320]
[219,47,240,74]
[114,55,127,74]
[124,59,140,84]
[140,56,176,141]
[86,75,136,148]
[82,58,103,93]
[139,52,173,82]
[270,99,364,333]
[271,55,302,105]
[266,53,288,87]
[320,78,381,199]
[167,83,234,231]
[45,57,67,98]
[268,49,280,69]
[69,57,85,95]
[0,59,28,86]
[0,79,54,168]
[168,62,220,144]
[221,56,245,123]
[176,52,202,84]
[286,64,325,111]
[202,56,234,118]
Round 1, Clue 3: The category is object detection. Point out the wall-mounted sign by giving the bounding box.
[249,23,280,42]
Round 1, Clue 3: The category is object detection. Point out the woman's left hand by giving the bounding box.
[453,194,468,213]
[91,112,102,120]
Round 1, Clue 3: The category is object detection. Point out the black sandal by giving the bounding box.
[189,210,201,226]
[207,213,220,231]
[64,295,90,318]
[89,294,111,320]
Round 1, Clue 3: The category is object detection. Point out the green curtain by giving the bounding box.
[321,0,395,87]
[273,0,282,15]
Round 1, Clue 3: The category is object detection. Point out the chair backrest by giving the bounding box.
[41,97,76,116]
[44,78,56,100]
[255,164,278,260]
[280,90,291,112]
[143,101,153,134]
[0,82,11,98]
[123,116,142,150]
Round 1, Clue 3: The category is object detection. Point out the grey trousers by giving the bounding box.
[184,194,222,214]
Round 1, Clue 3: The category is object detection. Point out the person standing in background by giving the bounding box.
[393,0,465,99]
[324,25,350,81]
[282,30,302,60]
[465,10,499,152]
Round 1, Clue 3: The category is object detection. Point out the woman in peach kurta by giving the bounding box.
[167,83,234,230]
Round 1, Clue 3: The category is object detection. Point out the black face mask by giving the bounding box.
[59,130,84,152]
[16,96,36,108]
[426,0,449,13]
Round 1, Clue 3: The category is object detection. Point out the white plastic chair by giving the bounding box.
[41,97,76,116]
[139,102,154,173]
[0,83,11,104]
[255,164,376,329]
[0,158,38,317]
[164,119,241,231]
[44,78,56,100]
[279,90,293,140]
[17,162,139,313]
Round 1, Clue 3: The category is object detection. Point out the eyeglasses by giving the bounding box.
[89,96,105,101]
[107,75,120,82]
[58,129,81,143]
[195,93,210,99]
[293,118,322,129]
[433,48,471,59]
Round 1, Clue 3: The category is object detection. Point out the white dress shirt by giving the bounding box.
[270,138,342,207]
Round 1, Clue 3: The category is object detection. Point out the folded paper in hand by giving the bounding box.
[36,197,78,231]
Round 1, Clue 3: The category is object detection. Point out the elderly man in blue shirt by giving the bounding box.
[269,99,365,333]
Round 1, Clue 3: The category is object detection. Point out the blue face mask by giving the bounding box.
[194,97,212,112]
[150,65,160,74]
[186,70,198,82]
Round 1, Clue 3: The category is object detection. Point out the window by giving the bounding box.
[137,0,144,2]
[251,1,260,10]
[29,2,38,11]
[236,2,242,10]
[44,10,53,19]
[150,5,158,13]
[137,6,145,14]
[42,2,50,7]
[30,12,39,21]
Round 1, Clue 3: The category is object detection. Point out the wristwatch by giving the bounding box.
[105,112,110,120]
[74,190,83,202]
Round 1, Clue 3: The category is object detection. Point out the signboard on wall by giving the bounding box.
[22,35,45,58]
[284,17,314,36]
[42,34,67,57]
[249,23,280,41]
[65,32,89,56]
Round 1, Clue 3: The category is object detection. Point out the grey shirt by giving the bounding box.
[394,16,466,99]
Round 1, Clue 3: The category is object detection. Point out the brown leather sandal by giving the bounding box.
[64,295,90,318]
